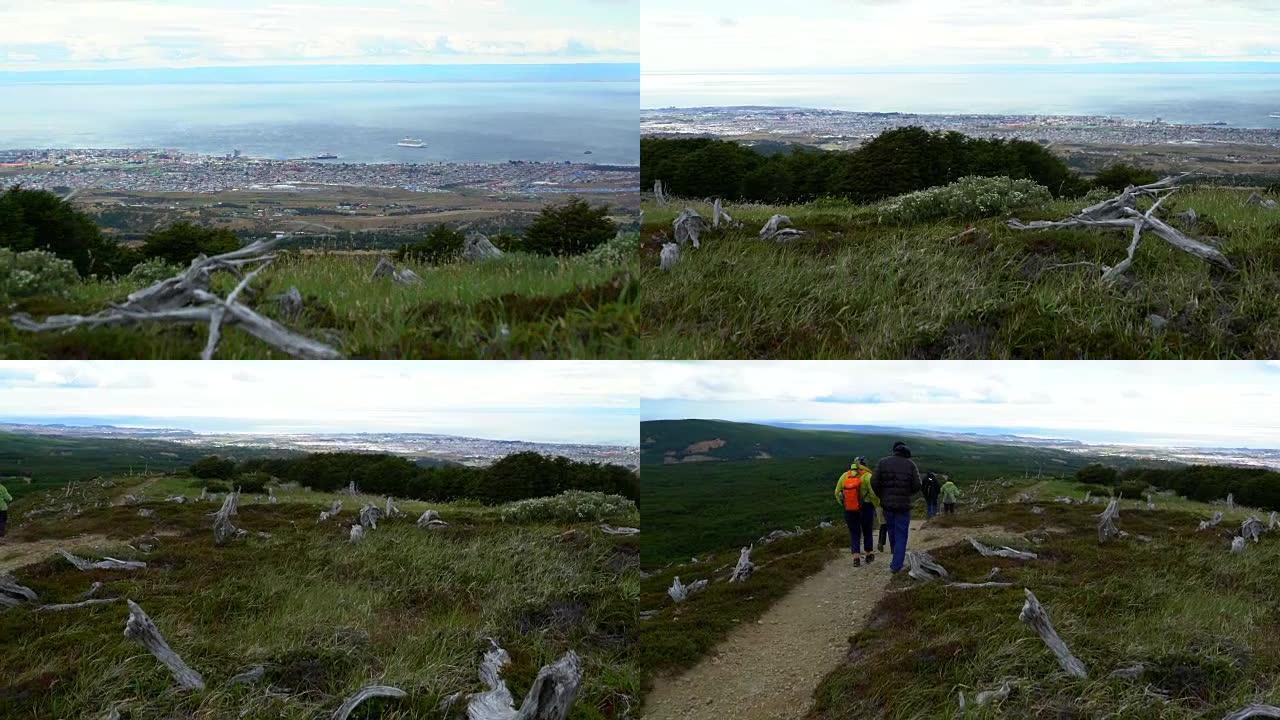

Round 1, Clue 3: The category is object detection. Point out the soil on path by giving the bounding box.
[643,519,1010,720]
[0,534,116,573]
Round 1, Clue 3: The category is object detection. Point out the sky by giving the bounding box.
[640,361,1280,449]
[0,0,638,71]
[0,361,640,446]
[642,0,1280,73]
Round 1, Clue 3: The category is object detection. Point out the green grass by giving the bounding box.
[1,476,639,719]
[811,499,1280,719]
[640,188,1280,358]
[0,245,639,359]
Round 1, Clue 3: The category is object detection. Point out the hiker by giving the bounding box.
[0,480,12,539]
[871,441,922,573]
[922,472,941,519]
[834,456,879,566]
[940,476,961,515]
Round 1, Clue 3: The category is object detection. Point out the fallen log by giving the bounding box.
[60,550,146,571]
[729,545,755,583]
[906,550,949,582]
[465,641,581,720]
[1223,704,1280,720]
[123,600,205,690]
[319,499,343,522]
[417,509,448,530]
[332,685,407,720]
[759,214,804,241]
[36,597,120,612]
[947,581,1013,589]
[1018,589,1087,678]
[229,665,266,685]
[10,239,342,359]
[0,573,38,608]
[599,524,640,535]
[968,537,1037,560]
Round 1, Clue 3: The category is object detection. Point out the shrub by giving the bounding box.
[0,247,79,301]
[195,479,231,493]
[235,471,272,493]
[396,225,465,264]
[1092,163,1159,192]
[877,176,1052,224]
[1076,463,1119,486]
[522,197,617,256]
[125,257,183,285]
[490,230,522,253]
[141,222,241,265]
[190,455,237,480]
[0,186,136,277]
[1117,479,1150,499]
[582,231,636,268]
[499,490,637,523]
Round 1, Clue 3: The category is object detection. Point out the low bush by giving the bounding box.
[190,455,237,480]
[522,197,618,256]
[499,490,637,523]
[0,248,79,301]
[582,231,636,267]
[876,175,1052,224]
[125,257,184,285]
[395,225,465,264]
[235,471,272,493]
[141,222,241,265]
[1093,163,1159,192]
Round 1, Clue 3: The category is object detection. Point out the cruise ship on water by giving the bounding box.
[397,137,427,148]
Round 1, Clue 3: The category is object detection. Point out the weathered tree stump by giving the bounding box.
[0,573,38,608]
[464,232,504,262]
[659,242,680,271]
[1097,497,1121,543]
[729,545,755,583]
[759,214,804,241]
[599,524,639,535]
[417,509,448,530]
[712,198,735,228]
[349,524,365,544]
[465,641,581,720]
[906,550,949,582]
[673,208,704,248]
[1199,511,1224,531]
[123,600,205,690]
[1018,589,1087,678]
[653,179,668,205]
[1231,536,1246,553]
[213,492,244,546]
[359,503,382,530]
[1242,516,1263,543]
[384,496,401,518]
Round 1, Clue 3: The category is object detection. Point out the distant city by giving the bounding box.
[0,148,640,196]
[642,106,1280,148]
[0,422,640,470]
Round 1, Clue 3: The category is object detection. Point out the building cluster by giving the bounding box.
[642,107,1280,148]
[0,148,639,195]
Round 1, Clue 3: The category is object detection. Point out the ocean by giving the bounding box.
[642,71,1280,129]
[0,65,640,165]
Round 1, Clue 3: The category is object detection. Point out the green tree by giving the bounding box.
[522,197,617,256]
[142,222,240,265]
[396,225,465,264]
[0,186,137,277]
[1092,164,1159,193]
[1076,463,1118,486]
[190,455,237,480]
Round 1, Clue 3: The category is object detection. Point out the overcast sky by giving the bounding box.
[643,0,1280,72]
[0,361,640,446]
[0,0,637,71]
[640,361,1280,449]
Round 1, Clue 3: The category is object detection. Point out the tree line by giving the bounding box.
[641,128,1152,205]
[1077,463,1280,511]
[191,450,638,505]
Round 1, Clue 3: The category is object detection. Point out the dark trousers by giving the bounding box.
[0,509,7,537]
[843,509,874,554]
[926,498,939,518]
[883,508,912,572]
[878,518,888,549]
[944,502,956,515]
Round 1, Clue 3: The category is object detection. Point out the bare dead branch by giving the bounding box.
[906,550,950,582]
[0,573,38,608]
[465,641,582,720]
[1019,588,1087,678]
[60,550,145,571]
[1223,704,1280,720]
[729,545,755,583]
[123,600,205,690]
[968,537,1037,560]
[332,685,406,720]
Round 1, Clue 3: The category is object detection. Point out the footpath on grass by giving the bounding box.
[643,519,1008,720]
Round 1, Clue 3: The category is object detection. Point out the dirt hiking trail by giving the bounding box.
[644,520,1008,720]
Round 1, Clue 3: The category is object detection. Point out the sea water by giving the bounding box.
[0,67,639,165]
[643,71,1280,129]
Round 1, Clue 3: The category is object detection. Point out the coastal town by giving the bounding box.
[642,106,1280,149]
[0,147,639,195]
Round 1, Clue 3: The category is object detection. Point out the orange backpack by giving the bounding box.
[841,472,861,511]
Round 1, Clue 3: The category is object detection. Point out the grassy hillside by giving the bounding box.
[640,187,1280,358]
[0,246,638,359]
[0,432,288,502]
[641,475,1280,718]
[0,475,639,719]
[641,420,1099,565]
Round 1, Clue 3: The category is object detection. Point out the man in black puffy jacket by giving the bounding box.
[871,441,922,573]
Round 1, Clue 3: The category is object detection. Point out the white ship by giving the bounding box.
[1270,113,1280,119]
[397,137,427,148]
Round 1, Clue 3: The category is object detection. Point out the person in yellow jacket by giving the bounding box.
[0,481,12,539]
[834,456,880,566]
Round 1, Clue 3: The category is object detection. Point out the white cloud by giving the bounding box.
[0,361,640,445]
[0,0,639,70]
[641,0,1280,71]
[640,361,1280,448]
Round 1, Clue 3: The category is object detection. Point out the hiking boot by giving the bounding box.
[865,553,875,563]
[852,556,862,567]
[877,544,885,553]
